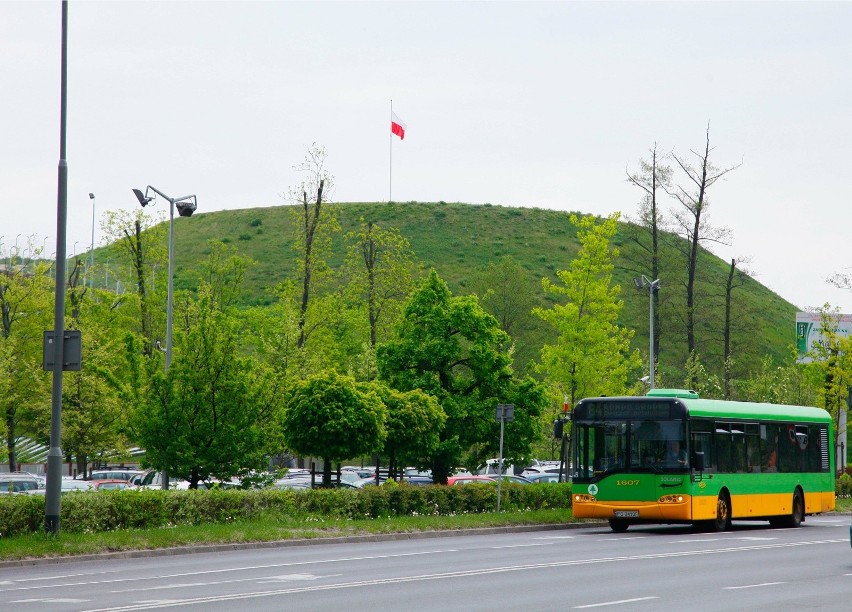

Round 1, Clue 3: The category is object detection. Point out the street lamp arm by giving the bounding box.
[144,185,196,206]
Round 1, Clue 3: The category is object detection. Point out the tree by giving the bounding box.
[343,219,417,350]
[367,383,445,479]
[61,259,139,477]
[134,280,282,489]
[377,270,545,482]
[534,214,641,407]
[804,306,852,438]
[101,208,166,356]
[468,255,540,371]
[282,371,386,486]
[668,125,740,379]
[721,257,750,398]
[626,143,672,365]
[284,144,339,350]
[0,259,52,471]
[739,352,816,407]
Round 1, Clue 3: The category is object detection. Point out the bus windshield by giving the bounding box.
[572,419,688,481]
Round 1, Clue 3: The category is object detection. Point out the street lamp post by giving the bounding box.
[88,193,95,288]
[633,275,661,389]
[133,186,197,490]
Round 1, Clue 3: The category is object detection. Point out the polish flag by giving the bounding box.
[391,112,406,140]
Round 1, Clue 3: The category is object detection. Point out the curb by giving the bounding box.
[0,521,608,569]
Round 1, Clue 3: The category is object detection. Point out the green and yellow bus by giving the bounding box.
[570,389,835,532]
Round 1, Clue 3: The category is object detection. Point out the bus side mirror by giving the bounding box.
[692,451,705,471]
[553,418,564,439]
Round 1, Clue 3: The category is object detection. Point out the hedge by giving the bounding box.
[5,477,845,539]
[0,483,573,538]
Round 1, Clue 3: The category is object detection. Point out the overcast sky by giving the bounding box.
[2,1,851,315]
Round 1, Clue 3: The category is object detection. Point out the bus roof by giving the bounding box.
[574,393,831,424]
[678,397,831,424]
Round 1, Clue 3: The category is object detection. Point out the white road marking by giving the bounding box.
[490,543,554,549]
[75,538,848,611]
[12,598,91,603]
[724,581,786,590]
[534,535,575,540]
[254,573,325,583]
[573,596,659,608]
[669,536,776,544]
[0,549,460,594]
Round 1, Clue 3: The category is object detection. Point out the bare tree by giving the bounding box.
[101,209,166,356]
[668,124,741,382]
[626,143,672,365]
[722,257,751,398]
[285,144,335,350]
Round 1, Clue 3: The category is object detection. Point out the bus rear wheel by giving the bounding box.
[608,519,630,533]
[771,490,804,528]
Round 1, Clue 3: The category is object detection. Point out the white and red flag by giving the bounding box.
[391,112,406,140]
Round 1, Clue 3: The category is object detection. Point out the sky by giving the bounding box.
[2,1,851,314]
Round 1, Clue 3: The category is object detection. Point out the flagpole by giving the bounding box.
[389,99,393,202]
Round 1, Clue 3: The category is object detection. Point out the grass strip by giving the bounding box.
[0,509,576,562]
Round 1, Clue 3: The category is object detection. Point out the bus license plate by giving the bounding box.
[614,510,639,518]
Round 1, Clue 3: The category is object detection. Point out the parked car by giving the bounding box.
[90,479,137,491]
[88,469,144,482]
[132,470,190,490]
[524,473,565,484]
[446,475,497,485]
[60,479,95,492]
[0,473,42,494]
[28,478,96,495]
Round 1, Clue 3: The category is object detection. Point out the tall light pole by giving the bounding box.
[46,0,70,535]
[633,275,661,389]
[88,193,95,288]
[133,186,197,490]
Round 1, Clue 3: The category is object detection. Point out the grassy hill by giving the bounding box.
[109,201,798,387]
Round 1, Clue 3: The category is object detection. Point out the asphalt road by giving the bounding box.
[1,517,850,611]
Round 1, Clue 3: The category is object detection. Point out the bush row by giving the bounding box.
[0,483,573,537]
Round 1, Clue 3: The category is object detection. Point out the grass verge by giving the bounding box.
[0,509,575,562]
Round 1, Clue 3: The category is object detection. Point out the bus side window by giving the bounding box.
[733,432,748,473]
[691,432,712,472]
[715,423,733,473]
[760,424,780,472]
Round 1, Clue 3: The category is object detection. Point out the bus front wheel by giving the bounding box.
[608,519,630,533]
[708,493,732,532]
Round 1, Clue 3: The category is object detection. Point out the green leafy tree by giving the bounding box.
[343,219,418,350]
[682,351,723,399]
[134,282,282,489]
[803,305,852,436]
[534,214,641,406]
[468,255,539,372]
[377,269,545,483]
[739,352,816,406]
[282,371,386,486]
[60,270,139,477]
[0,259,52,470]
[367,383,445,478]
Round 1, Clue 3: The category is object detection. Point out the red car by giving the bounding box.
[446,475,497,485]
